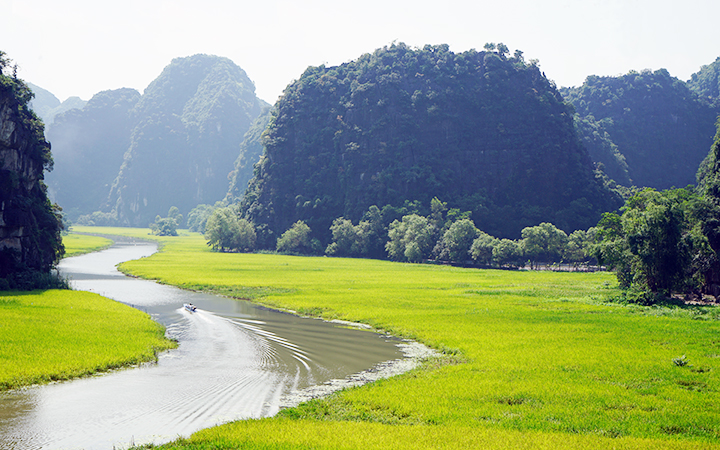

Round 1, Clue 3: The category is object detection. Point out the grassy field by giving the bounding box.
[62,232,114,257]
[72,226,720,449]
[0,289,176,390]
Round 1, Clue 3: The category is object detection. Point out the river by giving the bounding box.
[0,239,408,449]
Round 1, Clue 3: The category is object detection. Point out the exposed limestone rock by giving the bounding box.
[0,75,63,282]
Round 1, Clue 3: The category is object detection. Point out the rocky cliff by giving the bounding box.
[0,73,63,283]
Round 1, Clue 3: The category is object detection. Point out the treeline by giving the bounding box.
[199,198,598,270]
[592,123,720,303]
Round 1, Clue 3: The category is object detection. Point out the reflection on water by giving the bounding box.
[0,239,402,449]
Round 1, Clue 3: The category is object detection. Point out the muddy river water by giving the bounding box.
[0,239,411,449]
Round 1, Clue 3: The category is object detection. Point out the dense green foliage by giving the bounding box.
[240,43,619,246]
[186,203,219,233]
[0,59,65,289]
[592,188,705,299]
[204,206,256,251]
[689,57,720,107]
[226,106,272,201]
[0,289,175,390]
[149,206,183,236]
[45,87,140,219]
[590,121,720,301]
[74,228,720,448]
[563,69,719,189]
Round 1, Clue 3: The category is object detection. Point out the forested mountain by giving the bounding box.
[563,69,719,190]
[226,106,272,201]
[688,57,720,107]
[0,57,63,287]
[241,43,620,245]
[27,82,86,127]
[44,88,140,218]
[106,54,266,226]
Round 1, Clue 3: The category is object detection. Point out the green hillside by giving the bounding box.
[563,69,719,190]
[240,43,620,245]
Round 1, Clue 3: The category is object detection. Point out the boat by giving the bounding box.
[183,303,197,312]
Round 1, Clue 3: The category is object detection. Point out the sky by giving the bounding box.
[4,0,720,105]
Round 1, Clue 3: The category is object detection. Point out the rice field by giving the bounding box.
[0,289,176,390]
[71,226,720,449]
[62,232,113,257]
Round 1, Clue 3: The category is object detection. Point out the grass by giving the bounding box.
[0,289,176,390]
[62,232,114,257]
[71,226,720,449]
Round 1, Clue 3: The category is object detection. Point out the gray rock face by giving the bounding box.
[0,78,62,279]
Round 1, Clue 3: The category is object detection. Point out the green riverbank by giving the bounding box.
[73,226,720,449]
[0,232,175,391]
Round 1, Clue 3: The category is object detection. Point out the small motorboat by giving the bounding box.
[183,303,197,312]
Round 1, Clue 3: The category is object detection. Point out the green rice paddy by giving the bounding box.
[0,289,176,390]
[72,226,720,448]
[62,232,113,257]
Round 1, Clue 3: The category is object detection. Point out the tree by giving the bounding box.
[150,216,178,236]
[492,239,524,268]
[205,207,247,251]
[521,222,568,268]
[436,218,480,263]
[149,206,182,236]
[277,221,315,254]
[592,188,702,297]
[496,43,509,58]
[0,51,10,75]
[355,205,387,258]
[187,203,217,233]
[167,206,183,228]
[565,229,594,263]
[470,231,498,265]
[386,214,435,262]
[326,217,359,256]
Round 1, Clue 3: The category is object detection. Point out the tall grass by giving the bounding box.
[72,227,720,448]
[0,289,176,390]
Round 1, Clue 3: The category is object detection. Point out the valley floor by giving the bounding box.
[73,226,720,449]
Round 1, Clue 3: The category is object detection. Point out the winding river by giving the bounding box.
[0,239,408,449]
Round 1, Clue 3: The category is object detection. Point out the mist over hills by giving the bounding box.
[27,82,86,127]
[40,54,267,226]
[107,54,267,226]
[45,88,140,218]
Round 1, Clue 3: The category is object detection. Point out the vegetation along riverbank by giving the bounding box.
[0,233,175,391]
[68,226,720,449]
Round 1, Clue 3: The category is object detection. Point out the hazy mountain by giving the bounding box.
[563,69,719,189]
[240,43,620,244]
[27,82,86,127]
[107,54,265,226]
[45,88,141,219]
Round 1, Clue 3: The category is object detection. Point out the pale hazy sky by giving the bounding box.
[4,0,719,104]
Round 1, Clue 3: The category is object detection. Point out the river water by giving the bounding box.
[0,239,404,449]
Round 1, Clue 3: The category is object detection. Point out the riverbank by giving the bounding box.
[0,233,176,391]
[70,226,720,449]
[0,289,175,391]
